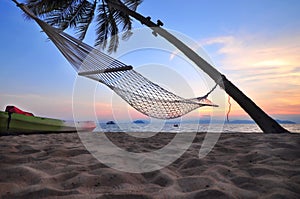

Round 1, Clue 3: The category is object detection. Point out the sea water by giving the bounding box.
[95,123,300,133]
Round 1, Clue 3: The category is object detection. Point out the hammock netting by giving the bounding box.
[17,3,218,119]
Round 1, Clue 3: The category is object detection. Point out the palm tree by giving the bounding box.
[19,0,289,133]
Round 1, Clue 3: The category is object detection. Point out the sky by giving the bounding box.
[1,0,300,123]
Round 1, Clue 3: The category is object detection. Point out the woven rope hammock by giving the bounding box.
[16,2,218,119]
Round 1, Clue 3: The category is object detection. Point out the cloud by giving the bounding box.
[202,32,300,66]
[200,31,300,116]
[201,36,235,46]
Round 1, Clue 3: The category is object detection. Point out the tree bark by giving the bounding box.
[108,1,289,133]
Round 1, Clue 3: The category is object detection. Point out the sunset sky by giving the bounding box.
[1,0,300,123]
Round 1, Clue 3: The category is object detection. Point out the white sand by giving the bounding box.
[0,132,299,198]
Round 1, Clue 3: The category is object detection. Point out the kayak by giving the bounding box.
[0,111,96,135]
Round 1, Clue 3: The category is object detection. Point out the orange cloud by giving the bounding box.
[201,31,300,117]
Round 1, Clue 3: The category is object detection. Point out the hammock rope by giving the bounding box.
[16,2,218,119]
[226,95,232,122]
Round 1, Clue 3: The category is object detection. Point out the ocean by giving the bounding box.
[95,123,300,133]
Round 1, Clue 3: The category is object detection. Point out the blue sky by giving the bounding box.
[1,0,300,123]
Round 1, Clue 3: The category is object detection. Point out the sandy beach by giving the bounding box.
[0,132,299,198]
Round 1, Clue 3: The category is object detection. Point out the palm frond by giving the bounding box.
[95,3,120,53]
[26,0,95,39]
[25,0,72,18]
[75,0,97,40]
[58,0,90,30]
[95,3,110,49]
[123,0,143,11]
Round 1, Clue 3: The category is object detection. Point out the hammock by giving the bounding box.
[15,2,218,119]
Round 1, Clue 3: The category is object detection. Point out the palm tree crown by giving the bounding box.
[25,0,143,52]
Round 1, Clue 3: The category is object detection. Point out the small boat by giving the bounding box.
[173,124,179,127]
[0,106,96,135]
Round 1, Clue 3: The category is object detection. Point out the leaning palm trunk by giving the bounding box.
[108,1,289,133]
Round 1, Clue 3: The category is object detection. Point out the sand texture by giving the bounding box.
[0,132,299,199]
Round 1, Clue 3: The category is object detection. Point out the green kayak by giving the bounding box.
[0,111,96,135]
